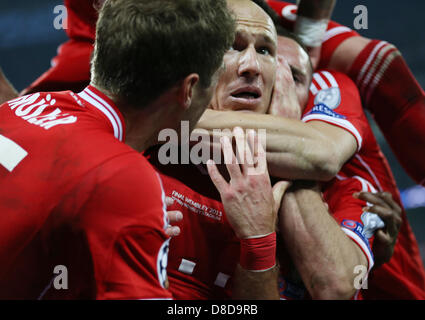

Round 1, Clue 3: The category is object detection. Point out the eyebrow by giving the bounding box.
[235,29,277,49]
[260,34,277,48]
[261,34,277,50]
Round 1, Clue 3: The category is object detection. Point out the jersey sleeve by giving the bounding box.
[73,154,172,300]
[266,1,360,68]
[302,70,368,152]
[323,176,385,273]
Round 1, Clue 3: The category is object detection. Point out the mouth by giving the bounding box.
[230,86,262,101]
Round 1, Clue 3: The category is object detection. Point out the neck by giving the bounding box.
[122,102,167,152]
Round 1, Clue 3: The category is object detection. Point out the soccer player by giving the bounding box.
[198,26,425,299]
[0,0,235,299]
[146,0,285,299]
[265,0,425,186]
[147,0,400,300]
[15,0,425,186]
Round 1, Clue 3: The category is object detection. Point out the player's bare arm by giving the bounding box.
[197,107,357,182]
[279,181,368,299]
[207,128,289,299]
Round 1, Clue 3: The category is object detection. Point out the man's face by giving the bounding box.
[277,35,312,111]
[210,1,278,114]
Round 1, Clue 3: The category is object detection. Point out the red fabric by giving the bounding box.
[24,0,98,94]
[266,0,360,68]
[348,40,425,185]
[146,155,240,300]
[0,87,172,300]
[23,39,93,95]
[303,69,425,300]
[240,233,277,271]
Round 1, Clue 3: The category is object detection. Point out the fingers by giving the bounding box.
[167,210,183,224]
[354,191,402,232]
[272,181,292,214]
[247,129,267,175]
[354,192,402,253]
[374,229,395,266]
[221,135,242,179]
[375,229,392,246]
[354,191,402,215]
[165,225,181,237]
[233,127,254,174]
[207,159,228,193]
[380,192,402,214]
[165,210,183,237]
[354,191,389,209]
[165,196,174,207]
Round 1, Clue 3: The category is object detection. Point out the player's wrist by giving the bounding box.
[239,232,277,272]
[294,16,329,48]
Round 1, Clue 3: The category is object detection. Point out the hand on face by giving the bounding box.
[268,55,302,119]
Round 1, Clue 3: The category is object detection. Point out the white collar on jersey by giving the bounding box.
[77,86,124,142]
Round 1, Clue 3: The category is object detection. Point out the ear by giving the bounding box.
[178,73,200,111]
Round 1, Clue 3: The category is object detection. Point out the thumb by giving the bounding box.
[272,181,292,214]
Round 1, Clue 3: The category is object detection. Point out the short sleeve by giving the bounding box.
[302,70,368,152]
[323,176,385,272]
[74,154,173,300]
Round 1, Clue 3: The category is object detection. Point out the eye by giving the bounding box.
[257,47,271,55]
[293,74,301,83]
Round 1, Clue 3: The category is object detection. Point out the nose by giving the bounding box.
[238,46,260,78]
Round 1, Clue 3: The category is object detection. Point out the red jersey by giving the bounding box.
[64,0,98,42]
[302,70,425,299]
[146,151,239,300]
[0,86,171,300]
[266,0,360,68]
[27,0,358,95]
[278,176,383,301]
[279,70,383,298]
[24,0,98,94]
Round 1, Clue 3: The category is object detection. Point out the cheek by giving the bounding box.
[297,87,309,112]
[264,60,277,91]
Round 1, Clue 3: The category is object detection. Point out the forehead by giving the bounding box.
[230,1,277,43]
[277,36,310,71]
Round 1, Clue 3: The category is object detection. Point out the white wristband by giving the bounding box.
[294,16,329,48]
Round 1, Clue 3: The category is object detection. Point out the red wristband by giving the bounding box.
[239,232,276,271]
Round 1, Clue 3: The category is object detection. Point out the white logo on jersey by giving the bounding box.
[281,4,298,22]
[314,87,341,110]
[157,238,170,289]
[8,93,77,130]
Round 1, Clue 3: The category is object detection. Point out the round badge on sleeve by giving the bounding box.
[314,87,341,110]
[157,238,170,288]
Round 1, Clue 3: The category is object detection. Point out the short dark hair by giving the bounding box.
[92,0,235,107]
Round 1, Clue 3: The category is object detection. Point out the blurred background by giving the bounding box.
[0,0,424,264]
